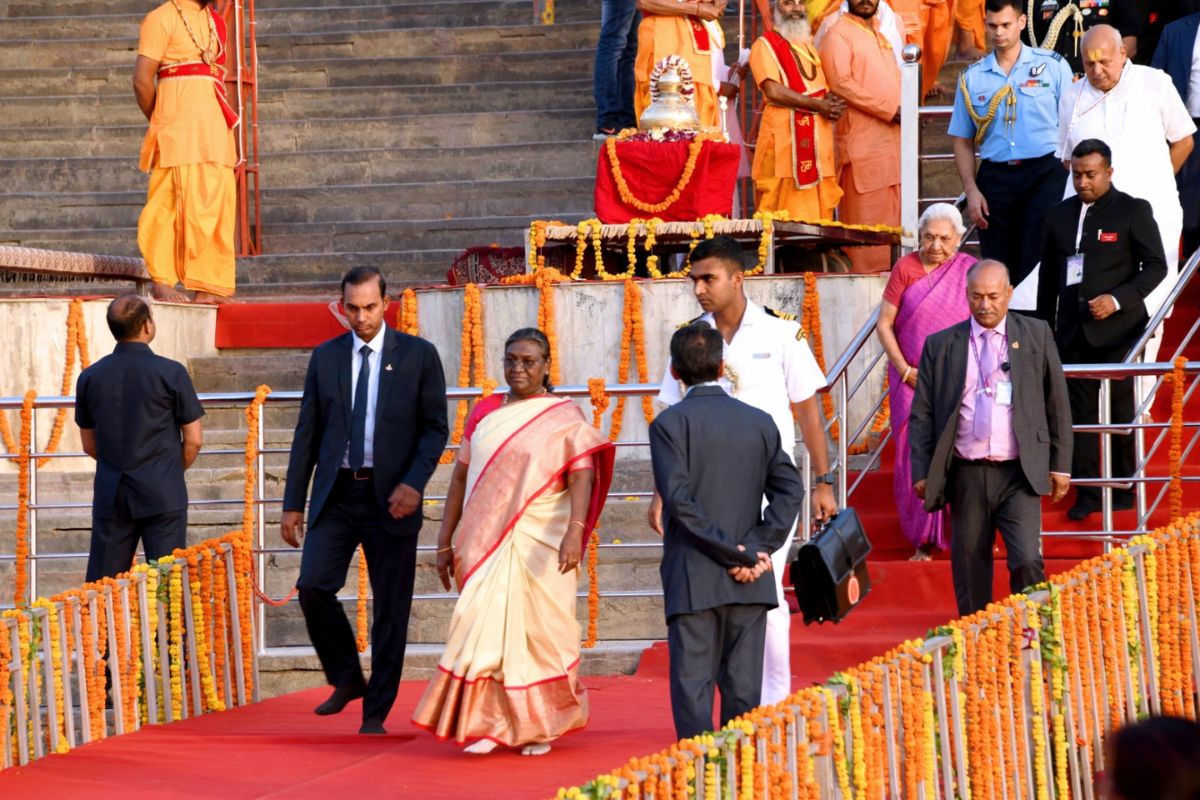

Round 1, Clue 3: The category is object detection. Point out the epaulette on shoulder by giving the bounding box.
[964,60,982,71]
[675,313,707,330]
[763,306,797,322]
[1031,46,1064,62]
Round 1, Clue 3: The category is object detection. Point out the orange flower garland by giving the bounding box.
[0,406,15,454]
[442,283,487,464]
[0,614,12,746]
[39,298,92,467]
[399,288,419,337]
[1168,356,1185,519]
[606,135,708,214]
[187,551,224,713]
[356,546,370,654]
[211,552,229,705]
[536,268,564,385]
[13,391,34,609]
[608,280,654,443]
[584,527,600,649]
[801,272,837,441]
[588,377,609,429]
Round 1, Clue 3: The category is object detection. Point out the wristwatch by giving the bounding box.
[813,472,835,486]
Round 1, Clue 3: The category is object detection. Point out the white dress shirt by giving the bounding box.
[342,326,385,469]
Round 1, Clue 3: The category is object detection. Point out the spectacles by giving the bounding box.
[503,356,544,371]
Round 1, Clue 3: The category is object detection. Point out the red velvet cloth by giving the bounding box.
[594,139,740,223]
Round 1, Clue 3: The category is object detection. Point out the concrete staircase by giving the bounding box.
[0,0,604,294]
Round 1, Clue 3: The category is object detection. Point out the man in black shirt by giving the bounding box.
[75,295,204,580]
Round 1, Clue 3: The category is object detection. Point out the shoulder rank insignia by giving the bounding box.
[763,306,797,322]
[1048,51,1064,62]
[675,313,706,330]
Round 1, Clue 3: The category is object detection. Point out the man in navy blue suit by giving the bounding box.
[1152,11,1200,258]
[281,266,448,734]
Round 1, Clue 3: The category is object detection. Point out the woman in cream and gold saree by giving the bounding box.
[412,328,615,756]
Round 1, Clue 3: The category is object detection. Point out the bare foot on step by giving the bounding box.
[192,291,233,305]
[150,283,190,303]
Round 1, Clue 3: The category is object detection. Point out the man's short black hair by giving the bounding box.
[106,294,152,341]
[984,0,1023,14]
[670,322,723,387]
[689,236,745,273]
[1071,138,1112,167]
[341,265,386,297]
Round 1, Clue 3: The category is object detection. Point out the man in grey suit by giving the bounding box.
[909,260,1073,616]
[649,322,804,738]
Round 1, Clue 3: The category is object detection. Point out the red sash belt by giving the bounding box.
[763,30,822,189]
[157,61,239,129]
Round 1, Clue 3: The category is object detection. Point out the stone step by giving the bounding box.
[0,49,595,97]
[0,141,597,194]
[0,0,600,22]
[0,107,594,157]
[0,77,592,127]
[2,175,596,229]
[257,640,652,698]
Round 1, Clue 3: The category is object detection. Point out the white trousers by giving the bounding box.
[761,517,798,706]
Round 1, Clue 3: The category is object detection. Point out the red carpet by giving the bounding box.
[0,562,1073,800]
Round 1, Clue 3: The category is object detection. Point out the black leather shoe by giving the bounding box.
[1113,495,1135,511]
[314,683,365,716]
[359,716,387,735]
[1067,503,1096,521]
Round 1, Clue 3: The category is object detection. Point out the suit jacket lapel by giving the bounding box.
[339,333,353,433]
[1006,314,1024,398]
[377,327,400,414]
[947,323,969,411]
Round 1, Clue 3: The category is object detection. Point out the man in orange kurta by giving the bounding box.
[749,0,845,219]
[818,0,902,273]
[890,0,956,98]
[955,0,986,58]
[133,0,238,303]
[634,0,727,131]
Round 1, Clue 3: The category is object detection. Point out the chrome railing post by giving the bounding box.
[1099,378,1113,545]
[255,402,267,661]
[900,44,922,254]
[28,411,38,605]
[837,377,849,509]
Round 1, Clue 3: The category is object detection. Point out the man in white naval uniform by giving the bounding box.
[650,236,837,707]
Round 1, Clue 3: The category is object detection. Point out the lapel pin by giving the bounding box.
[385,363,394,371]
[1011,341,1020,350]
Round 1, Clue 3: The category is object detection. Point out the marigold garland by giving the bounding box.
[12,391,34,609]
[1168,356,1185,519]
[800,272,837,442]
[39,298,92,467]
[606,134,709,214]
[32,598,68,753]
[583,527,600,649]
[399,288,419,336]
[0,613,13,750]
[608,280,654,443]
[187,552,224,713]
[167,558,185,721]
[441,283,487,464]
[536,268,564,385]
[356,546,370,654]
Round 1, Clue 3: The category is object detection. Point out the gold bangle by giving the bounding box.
[568,520,586,529]
[436,546,454,553]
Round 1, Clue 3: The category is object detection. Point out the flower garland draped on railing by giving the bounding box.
[398,288,419,337]
[1,532,256,769]
[556,511,1200,800]
[440,283,488,465]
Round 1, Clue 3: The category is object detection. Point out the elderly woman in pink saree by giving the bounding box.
[412,328,615,756]
[876,203,975,560]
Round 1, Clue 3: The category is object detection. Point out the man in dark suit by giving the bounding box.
[281,266,448,734]
[75,294,204,581]
[649,322,804,739]
[1037,139,1167,520]
[910,260,1073,616]
[1151,11,1200,258]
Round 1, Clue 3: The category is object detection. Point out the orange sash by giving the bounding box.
[763,30,823,189]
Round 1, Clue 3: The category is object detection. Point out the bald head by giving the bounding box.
[1082,24,1127,92]
[106,294,154,342]
[966,260,1013,330]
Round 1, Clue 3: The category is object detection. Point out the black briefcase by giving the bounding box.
[790,507,872,624]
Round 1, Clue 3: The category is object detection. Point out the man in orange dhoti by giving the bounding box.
[749,0,845,219]
[955,0,986,59]
[818,0,902,273]
[634,0,727,130]
[133,0,238,303]
[890,0,956,98]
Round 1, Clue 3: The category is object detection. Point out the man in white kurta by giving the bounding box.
[1055,25,1197,364]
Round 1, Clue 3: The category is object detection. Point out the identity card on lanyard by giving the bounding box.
[1067,202,1090,287]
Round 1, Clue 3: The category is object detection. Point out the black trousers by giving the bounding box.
[976,154,1068,288]
[1061,340,1135,510]
[948,460,1045,616]
[86,483,186,582]
[667,603,767,739]
[296,471,418,723]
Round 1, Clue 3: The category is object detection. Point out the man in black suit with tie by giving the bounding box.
[649,322,804,738]
[1036,139,1167,520]
[910,260,1073,616]
[281,266,448,734]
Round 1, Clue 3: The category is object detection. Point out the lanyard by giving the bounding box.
[969,329,1007,395]
[1074,202,1091,254]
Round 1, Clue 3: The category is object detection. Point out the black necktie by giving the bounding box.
[349,344,370,470]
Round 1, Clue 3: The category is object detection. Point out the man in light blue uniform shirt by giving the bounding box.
[949,0,1073,308]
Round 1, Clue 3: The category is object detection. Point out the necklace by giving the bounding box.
[503,387,549,405]
[171,0,223,66]
[789,42,819,82]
